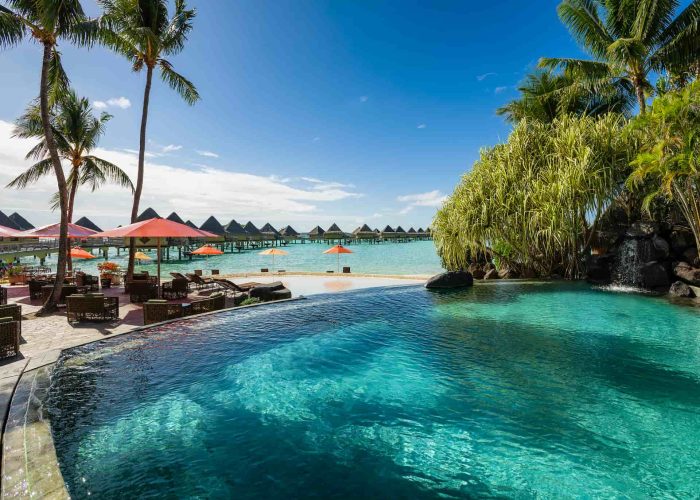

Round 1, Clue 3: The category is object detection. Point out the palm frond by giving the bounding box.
[0,5,26,47]
[6,158,55,189]
[83,155,134,192]
[159,58,199,104]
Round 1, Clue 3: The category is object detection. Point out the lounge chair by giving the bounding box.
[0,304,21,335]
[66,294,119,323]
[213,278,261,292]
[0,286,7,305]
[186,273,216,290]
[143,300,184,325]
[128,280,158,303]
[0,317,20,359]
[162,278,189,300]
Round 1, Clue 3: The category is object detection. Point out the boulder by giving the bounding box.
[484,269,500,280]
[425,271,474,289]
[650,235,670,260]
[669,281,695,298]
[682,247,698,266]
[640,261,670,290]
[249,281,289,301]
[626,222,657,239]
[670,230,693,254]
[585,253,613,284]
[674,262,700,286]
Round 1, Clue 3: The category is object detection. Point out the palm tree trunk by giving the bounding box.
[38,43,69,314]
[634,80,646,114]
[67,168,79,271]
[127,65,154,281]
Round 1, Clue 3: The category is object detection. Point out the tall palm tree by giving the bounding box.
[0,0,96,312]
[99,0,199,280]
[8,90,134,224]
[497,69,632,123]
[540,0,700,114]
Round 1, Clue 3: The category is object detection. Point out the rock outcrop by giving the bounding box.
[425,271,474,289]
[673,262,700,286]
[249,281,292,301]
[669,281,695,298]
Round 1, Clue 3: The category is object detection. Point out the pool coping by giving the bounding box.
[0,296,306,499]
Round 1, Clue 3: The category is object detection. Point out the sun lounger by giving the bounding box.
[186,273,216,290]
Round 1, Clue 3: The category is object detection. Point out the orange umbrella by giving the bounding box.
[22,222,97,238]
[259,248,288,275]
[69,247,96,259]
[323,244,353,273]
[91,218,218,289]
[191,245,224,256]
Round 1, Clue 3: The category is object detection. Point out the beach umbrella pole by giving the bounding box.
[157,238,162,297]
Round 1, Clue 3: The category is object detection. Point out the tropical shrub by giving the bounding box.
[627,82,700,251]
[240,297,262,307]
[433,114,637,278]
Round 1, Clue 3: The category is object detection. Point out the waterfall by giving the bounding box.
[612,238,653,287]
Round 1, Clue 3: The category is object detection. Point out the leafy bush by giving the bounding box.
[239,297,262,306]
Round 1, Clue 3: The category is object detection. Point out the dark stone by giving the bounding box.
[669,281,695,298]
[425,271,474,289]
[640,261,670,290]
[674,262,700,286]
[682,247,698,266]
[626,222,657,239]
[249,281,287,301]
[269,288,292,300]
[650,235,670,260]
[585,253,614,284]
[670,230,693,253]
[484,269,500,280]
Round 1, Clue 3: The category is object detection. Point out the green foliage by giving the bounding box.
[627,81,700,249]
[433,114,637,278]
[239,297,262,307]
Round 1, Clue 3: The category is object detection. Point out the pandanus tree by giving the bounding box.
[8,90,134,223]
[99,0,199,280]
[540,0,700,114]
[0,0,95,311]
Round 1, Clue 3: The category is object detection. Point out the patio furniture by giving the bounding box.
[28,279,49,300]
[0,317,20,359]
[343,266,351,273]
[211,269,220,275]
[0,287,6,305]
[0,304,21,335]
[194,269,203,276]
[186,273,216,290]
[162,278,189,300]
[188,292,226,315]
[41,285,86,305]
[66,294,119,323]
[75,272,100,292]
[128,280,158,303]
[143,300,185,325]
[260,268,269,273]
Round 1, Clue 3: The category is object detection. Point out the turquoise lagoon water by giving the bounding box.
[22,240,442,277]
[46,283,700,498]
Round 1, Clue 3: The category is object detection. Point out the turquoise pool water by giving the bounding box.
[46,283,700,498]
[21,240,443,277]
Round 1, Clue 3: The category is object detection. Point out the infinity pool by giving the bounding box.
[46,283,700,498]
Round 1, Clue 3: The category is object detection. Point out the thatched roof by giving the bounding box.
[417,227,425,233]
[9,212,33,230]
[374,228,380,233]
[185,220,198,229]
[308,225,325,236]
[407,227,417,234]
[279,225,299,237]
[381,225,395,233]
[137,207,160,221]
[243,221,261,236]
[325,223,344,234]
[395,226,406,233]
[260,223,280,236]
[199,216,226,235]
[74,216,102,232]
[224,219,246,236]
[166,212,185,224]
[0,211,19,230]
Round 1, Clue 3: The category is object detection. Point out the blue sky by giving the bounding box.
[0,0,589,230]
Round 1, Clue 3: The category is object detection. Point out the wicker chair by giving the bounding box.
[28,279,48,300]
[187,293,226,315]
[0,317,20,359]
[162,278,189,300]
[0,304,21,335]
[143,300,185,325]
[75,272,100,292]
[128,280,158,303]
[66,294,119,323]
[124,273,155,293]
[0,287,6,305]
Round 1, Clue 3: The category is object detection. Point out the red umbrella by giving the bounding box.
[191,244,224,256]
[21,222,97,238]
[91,218,218,288]
[0,225,23,238]
[323,244,353,273]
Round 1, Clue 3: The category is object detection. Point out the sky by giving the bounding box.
[0,0,589,231]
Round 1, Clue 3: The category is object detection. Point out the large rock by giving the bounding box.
[651,235,670,260]
[682,247,698,266]
[425,271,474,289]
[484,269,500,280]
[674,262,700,286]
[669,281,695,298]
[249,281,292,301]
[585,253,613,284]
[640,261,670,290]
[626,222,657,238]
[670,230,693,254]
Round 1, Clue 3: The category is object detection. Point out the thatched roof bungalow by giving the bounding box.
[395,226,407,237]
[224,219,247,241]
[308,225,325,240]
[74,216,102,232]
[166,212,185,224]
[279,225,299,238]
[324,223,345,240]
[9,212,33,230]
[244,221,262,240]
[353,223,376,239]
[381,225,396,239]
[260,222,281,240]
[0,211,20,230]
[185,220,198,229]
[136,207,160,221]
[200,216,226,242]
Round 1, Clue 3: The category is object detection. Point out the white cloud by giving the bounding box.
[0,120,364,227]
[494,86,508,94]
[397,190,447,214]
[161,144,182,154]
[417,124,426,129]
[359,96,369,102]
[477,72,497,81]
[94,97,131,110]
[196,150,219,158]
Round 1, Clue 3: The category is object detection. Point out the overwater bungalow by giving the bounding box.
[395,226,407,241]
[260,223,281,244]
[353,224,377,241]
[8,212,33,231]
[381,225,396,240]
[279,225,300,242]
[244,222,263,244]
[185,220,199,230]
[0,211,20,230]
[199,216,226,243]
[308,225,325,241]
[136,207,161,221]
[224,219,247,243]
[74,216,103,232]
[166,212,186,225]
[407,227,418,238]
[324,223,346,242]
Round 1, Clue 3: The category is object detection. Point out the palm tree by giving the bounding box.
[540,0,700,114]
[8,90,134,224]
[99,0,199,280]
[0,0,96,312]
[497,69,632,123]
